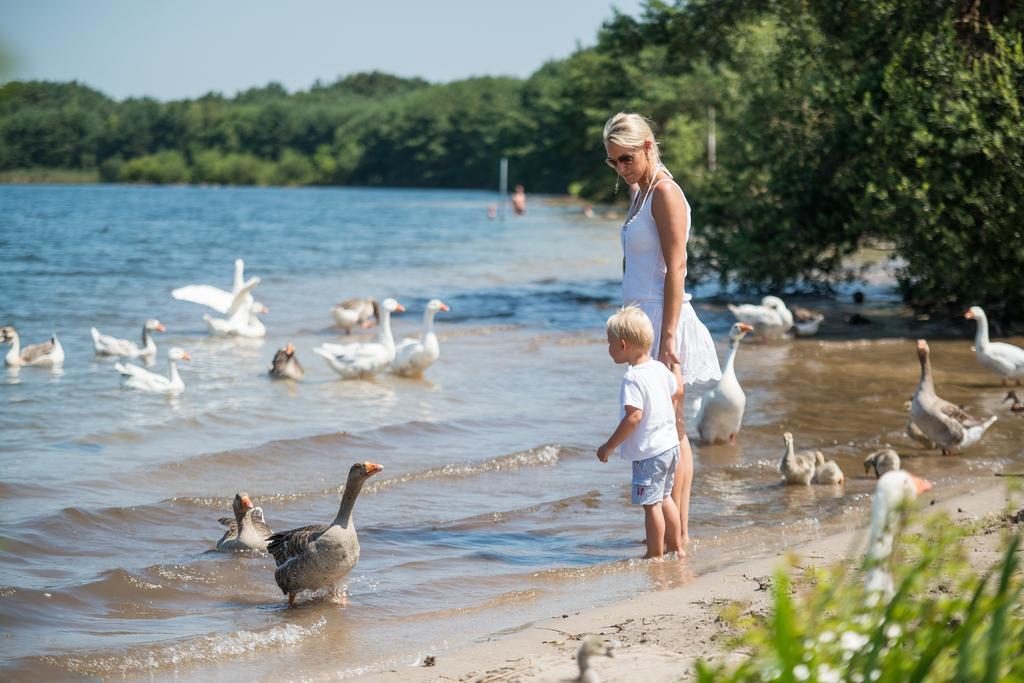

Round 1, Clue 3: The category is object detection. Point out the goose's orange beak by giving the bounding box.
[964,309,975,320]
[364,462,383,475]
[156,323,166,332]
[912,475,933,495]
[285,343,294,354]
[738,323,753,333]
[440,303,451,312]
[241,495,253,509]
[394,303,406,313]
[181,351,192,361]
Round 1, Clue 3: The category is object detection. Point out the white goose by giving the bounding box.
[727,295,794,340]
[331,298,377,333]
[792,306,825,337]
[171,258,266,314]
[116,347,191,394]
[965,306,1024,386]
[910,339,997,454]
[695,322,753,444]
[91,319,165,358]
[201,277,268,338]
[1,327,65,367]
[315,298,404,379]
[391,299,450,377]
[865,470,933,599]
[779,432,818,485]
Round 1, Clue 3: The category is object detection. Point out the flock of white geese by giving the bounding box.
[1,259,451,394]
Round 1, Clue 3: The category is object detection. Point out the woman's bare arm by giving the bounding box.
[651,180,688,367]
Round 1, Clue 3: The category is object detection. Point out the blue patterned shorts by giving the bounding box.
[631,446,679,505]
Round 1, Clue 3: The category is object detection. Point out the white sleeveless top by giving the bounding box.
[620,174,692,304]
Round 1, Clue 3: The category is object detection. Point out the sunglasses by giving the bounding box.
[605,151,640,169]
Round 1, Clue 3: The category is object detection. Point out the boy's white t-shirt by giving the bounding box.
[618,359,679,462]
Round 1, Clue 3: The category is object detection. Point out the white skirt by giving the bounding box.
[632,299,722,386]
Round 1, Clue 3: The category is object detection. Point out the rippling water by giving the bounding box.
[1,185,1021,681]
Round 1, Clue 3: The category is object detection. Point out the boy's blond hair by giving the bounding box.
[606,306,654,350]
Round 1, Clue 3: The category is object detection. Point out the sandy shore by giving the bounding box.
[362,479,1020,683]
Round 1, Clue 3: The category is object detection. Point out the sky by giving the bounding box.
[0,0,645,101]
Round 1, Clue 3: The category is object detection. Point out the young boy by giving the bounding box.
[597,306,685,559]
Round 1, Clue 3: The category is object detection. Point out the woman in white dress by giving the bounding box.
[603,112,722,548]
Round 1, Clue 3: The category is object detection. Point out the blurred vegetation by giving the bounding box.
[1,1,1022,320]
[698,511,1024,682]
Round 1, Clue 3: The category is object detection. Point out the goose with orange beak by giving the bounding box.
[695,322,754,444]
[91,319,165,359]
[115,347,191,394]
[269,342,304,380]
[865,470,933,599]
[216,492,273,551]
[964,306,1024,386]
[267,462,383,606]
[391,298,450,377]
[315,298,404,379]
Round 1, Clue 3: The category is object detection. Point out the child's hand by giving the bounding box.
[596,443,611,463]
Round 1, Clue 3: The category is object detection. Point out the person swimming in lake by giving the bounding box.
[603,112,722,549]
[511,184,526,215]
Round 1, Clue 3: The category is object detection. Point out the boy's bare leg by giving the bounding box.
[643,502,666,559]
[661,494,683,555]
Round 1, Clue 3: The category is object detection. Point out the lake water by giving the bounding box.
[1,185,1021,681]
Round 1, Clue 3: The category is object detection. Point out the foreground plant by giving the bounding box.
[698,513,1024,682]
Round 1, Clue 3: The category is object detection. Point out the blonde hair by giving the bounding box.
[603,112,662,174]
[606,305,654,350]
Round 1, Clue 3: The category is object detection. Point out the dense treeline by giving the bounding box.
[2,1,1022,321]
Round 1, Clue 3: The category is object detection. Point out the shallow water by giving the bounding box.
[1,185,1021,681]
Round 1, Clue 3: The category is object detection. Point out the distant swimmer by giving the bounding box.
[511,184,526,215]
[487,204,497,219]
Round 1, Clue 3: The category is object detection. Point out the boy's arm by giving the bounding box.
[597,405,643,462]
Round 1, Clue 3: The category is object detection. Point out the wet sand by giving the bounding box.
[364,481,1020,682]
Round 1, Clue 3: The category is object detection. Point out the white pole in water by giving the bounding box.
[499,157,508,221]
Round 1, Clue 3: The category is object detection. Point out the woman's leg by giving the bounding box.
[670,384,692,547]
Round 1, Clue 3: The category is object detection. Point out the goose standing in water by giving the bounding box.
[115,347,191,394]
[200,278,267,338]
[811,451,845,485]
[864,448,900,478]
[91,319,165,359]
[216,492,273,551]
[780,432,818,485]
[391,298,450,377]
[727,296,793,340]
[314,298,404,379]
[865,470,933,599]
[269,343,304,380]
[910,339,997,454]
[695,322,753,444]
[792,306,825,337]
[1,327,65,367]
[331,298,377,334]
[964,306,1024,385]
[267,462,382,606]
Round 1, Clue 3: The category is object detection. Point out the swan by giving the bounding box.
[780,432,818,485]
[910,339,997,454]
[314,298,404,379]
[865,470,933,598]
[391,298,450,377]
[695,322,754,444]
[1,327,65,367]
[864,448,900,478]
[267,461,382,606]
[727,296,794,340]
[216,492,273,551]
[792,306,825,337]
[200,277,268,338]
[576,636,615,683]
[812,451,845,485]
[964,306,1024,386]
[171,258,266,314]
[115,347,190,394]
[269,343,304,380]
[91,319,165,358]
[331,298,377,333]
